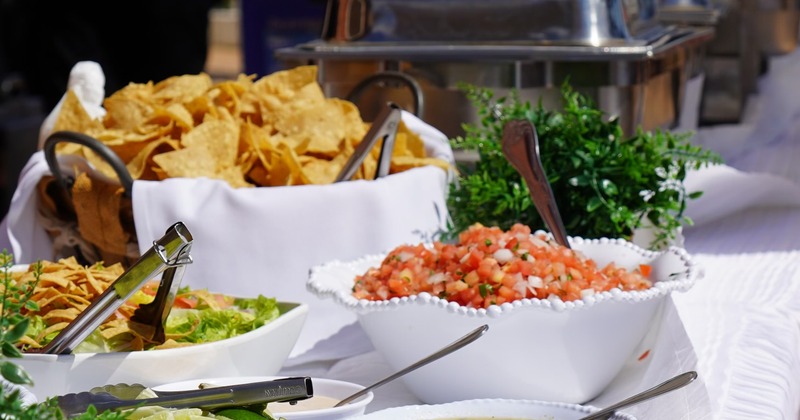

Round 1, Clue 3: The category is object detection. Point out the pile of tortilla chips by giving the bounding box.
[51,65,450,188]
[11,257,134,350]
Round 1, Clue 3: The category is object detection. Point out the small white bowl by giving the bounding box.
[352,398,637,420]
[154,375,373,419]
[17,302,309,401]
[308,235,700,404]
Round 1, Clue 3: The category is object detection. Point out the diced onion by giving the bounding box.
[531,236,549,248]
[527,275,543,289]
[493,248,514,264]
[427,273,447,284]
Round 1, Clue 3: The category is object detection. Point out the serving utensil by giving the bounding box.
[334,324,489,407]
[501,119,571,248]
[335,101,402,182]
[579,371,698,420]
[57,376,313,418]
[36,222,193,354]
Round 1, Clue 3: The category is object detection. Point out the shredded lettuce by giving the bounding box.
[165,295,280,344]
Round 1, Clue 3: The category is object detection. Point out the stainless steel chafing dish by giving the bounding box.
[277,0,714,138]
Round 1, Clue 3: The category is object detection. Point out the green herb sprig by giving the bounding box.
[0,251,127,419]
[447,83,723,249]
[0,250,40,386]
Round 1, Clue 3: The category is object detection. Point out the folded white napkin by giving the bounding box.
[38,61,107,149]
[684,164,800,227]
[133,165,450,357]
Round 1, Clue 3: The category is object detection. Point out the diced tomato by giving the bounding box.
[497,285,517,301]
[638,264,652,278]
[140,281,159,296]
[173,296,198,309]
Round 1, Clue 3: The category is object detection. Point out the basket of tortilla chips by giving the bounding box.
[5,64,453,355]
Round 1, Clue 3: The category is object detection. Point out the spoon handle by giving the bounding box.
[334,324,489,407]
[501,120,571,249]
[579,371,698,420]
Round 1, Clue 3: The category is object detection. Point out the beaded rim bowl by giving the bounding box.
[307,233,701,404]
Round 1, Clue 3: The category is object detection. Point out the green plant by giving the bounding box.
[0,251,127,419]
[447,83,723,249]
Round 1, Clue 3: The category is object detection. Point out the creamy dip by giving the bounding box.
[269,395,341,413]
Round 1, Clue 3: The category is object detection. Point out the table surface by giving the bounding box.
[279,47,800,420]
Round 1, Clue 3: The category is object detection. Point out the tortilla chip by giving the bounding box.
[52,89,102,134]
[71,171,130,256]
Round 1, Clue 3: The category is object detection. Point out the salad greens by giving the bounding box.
[447,83,723,249]
[162,295,280,345]
[63,290,281,354]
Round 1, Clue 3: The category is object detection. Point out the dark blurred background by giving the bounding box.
[0,0,326,218]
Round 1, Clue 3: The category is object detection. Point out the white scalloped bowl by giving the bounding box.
[307,235,700,404]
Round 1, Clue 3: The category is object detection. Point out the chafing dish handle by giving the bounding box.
[346,71,424,117]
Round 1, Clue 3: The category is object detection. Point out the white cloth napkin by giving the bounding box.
[133,165,450,357]
[683,163,800,227]
[38,61,107,148]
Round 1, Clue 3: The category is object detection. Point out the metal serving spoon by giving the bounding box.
[501,119,571,249]
[579,371,698,420]
[334,324,489,407]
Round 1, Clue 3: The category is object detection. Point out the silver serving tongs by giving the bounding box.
[57,376,313,418]
[335,101,402,182]
[38,222,194,355]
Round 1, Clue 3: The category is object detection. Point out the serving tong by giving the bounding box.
[35,221,194,355]
[335,101,402,182]
[57,376,313,418]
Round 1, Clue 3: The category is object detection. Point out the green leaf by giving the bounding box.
[600,179,618,196]
[0,361,33,385]
[2,341,21,358]
[4,318,29,343]
[568,175,592,187]
[586,197,604,212]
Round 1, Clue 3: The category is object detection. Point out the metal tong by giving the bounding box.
[501,120,571,249]
[57,376,313,418]
[335,101,402,182]
[38,222,194,354]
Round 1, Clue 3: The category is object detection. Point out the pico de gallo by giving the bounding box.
[352,223,652,308]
